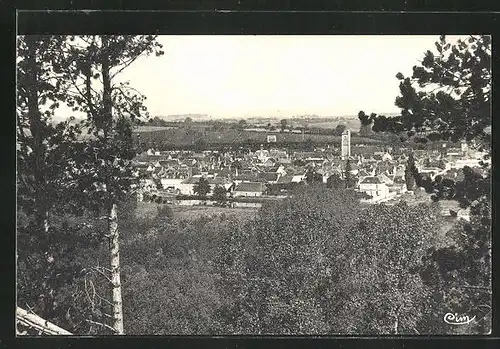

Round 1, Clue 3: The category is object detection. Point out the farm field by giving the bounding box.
[133,126,384,147]
[306,119,360,130]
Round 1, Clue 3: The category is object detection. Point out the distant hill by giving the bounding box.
[155,114,211,121]
[154,112,400,122]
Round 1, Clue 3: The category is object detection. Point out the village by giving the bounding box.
[16,30,492,338]
[132,129,489,220]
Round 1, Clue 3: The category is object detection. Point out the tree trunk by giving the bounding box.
[101,36,124,335]
[108,202,124,334]
[25,36,49,233]
[101,36,112,134]
[17,307,72,335]
[85,58,93,121]
[394,315,398,335]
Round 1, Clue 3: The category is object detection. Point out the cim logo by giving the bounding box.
[443,312,476,325]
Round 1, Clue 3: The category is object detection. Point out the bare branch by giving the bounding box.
[93,286,115,307]
[458,283,492,294]
[85,319,118,333]
[84,277,93,308]
[82,266,114,285]
[89,279,96,311]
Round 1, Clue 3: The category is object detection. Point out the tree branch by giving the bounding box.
[110,52,146,80]
[84,277,93,308]
[82,266,114,285]
[456,283,492,294]
[85,319,118,333]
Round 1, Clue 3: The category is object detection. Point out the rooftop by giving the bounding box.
[181,176,202,184]
[234,182,267,192]
[208,177,232,185]
[258,172,281,182]
[360,176,384,184]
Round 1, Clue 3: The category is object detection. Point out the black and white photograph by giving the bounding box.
[16,32,491,336]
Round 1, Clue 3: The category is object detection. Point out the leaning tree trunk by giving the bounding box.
[101,36,124,335]
[108,202,124,334]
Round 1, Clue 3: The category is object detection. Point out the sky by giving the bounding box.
[59,35,465,120]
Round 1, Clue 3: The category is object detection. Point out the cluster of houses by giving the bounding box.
[132,140,489,203]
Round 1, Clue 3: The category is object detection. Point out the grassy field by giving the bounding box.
[134,127,383,147]
[134,201,259,221]
[173,205,259,220]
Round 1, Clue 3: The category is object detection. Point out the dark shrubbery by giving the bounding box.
[19,186,490,335]
[117,186,483,335]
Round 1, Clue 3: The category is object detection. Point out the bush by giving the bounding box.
[157,205,174,220]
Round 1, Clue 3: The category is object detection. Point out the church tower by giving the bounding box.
[341,130,351,159]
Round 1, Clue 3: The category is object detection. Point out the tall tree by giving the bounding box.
[17,35,78,234]
[357,111,373,137]
[212,185,228,206]
[16,35,97,330]
[194,178,211,198]
[59,35,164,334]
[280,119,287,132]
[334,124,346,136]
[366,34,492,333]
[370,35,491,149]
[404,152,419,191]
[344,159,354,189]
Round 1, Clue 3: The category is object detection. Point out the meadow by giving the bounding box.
[134,201,259,221]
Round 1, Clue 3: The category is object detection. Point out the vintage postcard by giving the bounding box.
[16,23,491,336]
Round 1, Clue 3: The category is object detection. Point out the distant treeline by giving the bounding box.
[147,116,358,135]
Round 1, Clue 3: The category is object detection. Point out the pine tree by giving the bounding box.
[362,35,492,333]
[59,35,164,334]
[369,35,491,148]
[17,35,78,234]
[17,35,92,329]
